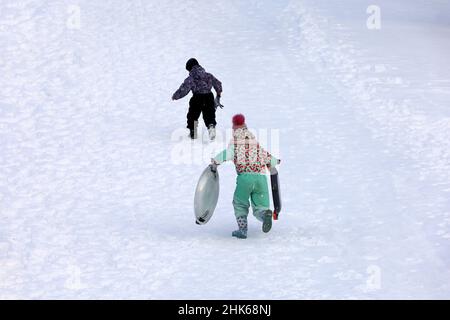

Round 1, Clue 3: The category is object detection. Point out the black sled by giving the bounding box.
[269,166,282,220]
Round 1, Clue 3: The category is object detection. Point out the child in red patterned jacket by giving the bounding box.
[212,114,280,239]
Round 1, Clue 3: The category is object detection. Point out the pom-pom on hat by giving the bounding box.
[232,114,246,129]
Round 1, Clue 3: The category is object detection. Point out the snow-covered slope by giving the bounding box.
[1,0,449,299]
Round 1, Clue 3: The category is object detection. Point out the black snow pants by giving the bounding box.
[187,92,216,130]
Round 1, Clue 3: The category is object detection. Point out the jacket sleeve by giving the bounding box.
[268,154,279,167]
[172,76,193,100]
[261,147,279,167]
[211,74,222,96]
[213,143,234,164]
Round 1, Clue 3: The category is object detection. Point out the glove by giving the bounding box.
[214,95,224,109]
[267,159,281,169]
[209,162,218,175]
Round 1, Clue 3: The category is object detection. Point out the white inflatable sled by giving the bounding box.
[194,164,220,225]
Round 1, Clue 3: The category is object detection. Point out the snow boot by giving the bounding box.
[208,124,216,141]
[232,229,247,239]
[232,216,248,239]
[189,127,198,140]
[262,209,272,233]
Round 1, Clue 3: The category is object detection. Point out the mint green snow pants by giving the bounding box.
[233,173,270,221]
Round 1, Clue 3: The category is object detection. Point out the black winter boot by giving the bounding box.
[189,126,198,139]
[262,210,273,233]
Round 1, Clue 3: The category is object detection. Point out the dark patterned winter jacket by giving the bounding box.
[172,65,222,100]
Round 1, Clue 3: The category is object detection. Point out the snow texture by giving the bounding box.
[1,0,450,299]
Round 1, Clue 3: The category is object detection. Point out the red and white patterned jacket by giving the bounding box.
[214,127,278,174]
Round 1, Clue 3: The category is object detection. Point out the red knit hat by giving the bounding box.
[232,114,246,129]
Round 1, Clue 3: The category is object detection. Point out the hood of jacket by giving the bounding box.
[189,65,207,80]
[233,126,254,141]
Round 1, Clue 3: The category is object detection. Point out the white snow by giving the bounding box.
[1,0,450,299]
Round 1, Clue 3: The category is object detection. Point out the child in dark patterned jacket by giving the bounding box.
[172,58,222,140]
